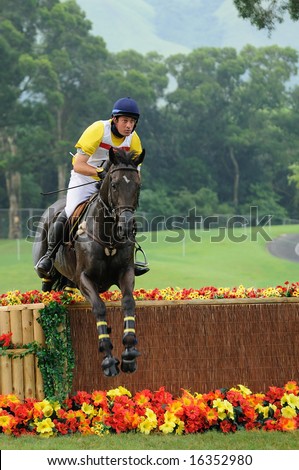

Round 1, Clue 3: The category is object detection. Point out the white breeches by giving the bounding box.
[64,170,98,218]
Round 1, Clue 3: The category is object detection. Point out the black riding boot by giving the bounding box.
[134,244,150,276]
[35,210,68,278]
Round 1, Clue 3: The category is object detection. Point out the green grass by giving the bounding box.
[1,430,299,450]
[1,224,299,293]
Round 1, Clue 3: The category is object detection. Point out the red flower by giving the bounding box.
[0,332,13,348]
[220,419,237,433]
[72,391,92,406]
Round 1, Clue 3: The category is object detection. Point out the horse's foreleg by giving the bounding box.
[79,271,119,377]
[120,292,140,373]
[97,320,120,377]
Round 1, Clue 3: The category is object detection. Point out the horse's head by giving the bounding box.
[100,147,145,242]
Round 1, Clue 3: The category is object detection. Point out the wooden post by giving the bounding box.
[0,355,12,395]
[10,309,22,344]
[12,355,25,400]
[0,310,11,334]
[33,308,45,400]
[22,308,35,398]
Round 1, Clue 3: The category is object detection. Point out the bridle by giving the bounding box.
[102,165,140,219]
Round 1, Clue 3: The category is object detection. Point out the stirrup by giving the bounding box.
[134,244,149,276]
[35,255,54,278]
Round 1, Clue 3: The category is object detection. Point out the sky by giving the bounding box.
[76,0,299,56]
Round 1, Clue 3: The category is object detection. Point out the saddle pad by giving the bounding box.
[69,193,98,238]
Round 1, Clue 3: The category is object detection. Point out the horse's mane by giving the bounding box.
[112,149,139,166]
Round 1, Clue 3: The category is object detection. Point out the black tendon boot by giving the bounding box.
[35,210,68,278]
[134,243,150,276]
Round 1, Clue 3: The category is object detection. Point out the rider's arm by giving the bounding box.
[130,132,143,170]
[75,121,105,156]
[73,120,106,178]
[72,152,99,177]
[130,132,142,155]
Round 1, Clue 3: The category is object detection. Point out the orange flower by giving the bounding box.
[91,390,108,408]
[284,381,299,394]
[278,417,297,431]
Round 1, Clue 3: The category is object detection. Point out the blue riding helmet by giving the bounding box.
[111,97,140,121]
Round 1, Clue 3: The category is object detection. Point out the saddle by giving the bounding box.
[65,193,98,243]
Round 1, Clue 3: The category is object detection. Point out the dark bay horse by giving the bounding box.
[32,147,145,376]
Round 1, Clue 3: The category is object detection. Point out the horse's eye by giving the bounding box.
[111,182,117,191]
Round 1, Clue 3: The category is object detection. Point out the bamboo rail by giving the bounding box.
[0,303,45,400]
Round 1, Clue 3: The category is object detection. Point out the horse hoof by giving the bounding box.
[121,359,138,374]
[102,356,120,377]
[121,348,140,374]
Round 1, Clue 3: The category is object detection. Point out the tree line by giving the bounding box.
[1,0,299,238]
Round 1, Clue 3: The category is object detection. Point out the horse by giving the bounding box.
[32,147,145,376]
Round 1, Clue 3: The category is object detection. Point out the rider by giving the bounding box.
[35,97,149,279]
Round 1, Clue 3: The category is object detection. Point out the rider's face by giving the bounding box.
[113,116,136,136]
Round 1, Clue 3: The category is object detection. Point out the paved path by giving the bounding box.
[267,233,299,263]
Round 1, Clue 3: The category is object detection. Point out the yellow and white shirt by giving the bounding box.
[64,119,142,217]
[75,119,142,165]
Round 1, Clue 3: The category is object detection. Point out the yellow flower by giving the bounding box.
[212,399,234,420]
[107,386,131,399]
[237,384,252,396]
[4,394,20,404]
[51,401,61,412]
[281,393,299,409]
[281,406,297,419]
[159,420,176,434]
[42,404,54,418]
[0,415,12,428]
[34,399,52,414]
[175,420,185,435]
[138,419,154,434]
[168,400,183,414]
[138,408,157,434]
[81,402,95,416]
[255,404,270,418]
[145,408,157,425]
[36,418,55,434]
[91,423,110,436]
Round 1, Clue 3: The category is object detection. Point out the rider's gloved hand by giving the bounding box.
[96,166,107,181]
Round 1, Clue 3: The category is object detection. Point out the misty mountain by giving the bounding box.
[76,0,298,56]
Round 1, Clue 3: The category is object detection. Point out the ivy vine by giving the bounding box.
[36,302,75,402]
[0,302,75,402]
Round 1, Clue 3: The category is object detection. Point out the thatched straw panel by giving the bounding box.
[68,300,299,395]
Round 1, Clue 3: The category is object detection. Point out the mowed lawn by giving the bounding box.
[1,224,299,293]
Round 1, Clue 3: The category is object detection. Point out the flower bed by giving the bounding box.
[0,382,298,437]
[1,281,299,306]
[1,283,299,420]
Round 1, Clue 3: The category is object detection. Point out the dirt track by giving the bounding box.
[267,233,299,263]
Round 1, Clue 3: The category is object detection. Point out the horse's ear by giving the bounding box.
[133,149,145,166]
[109,146,118,164]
